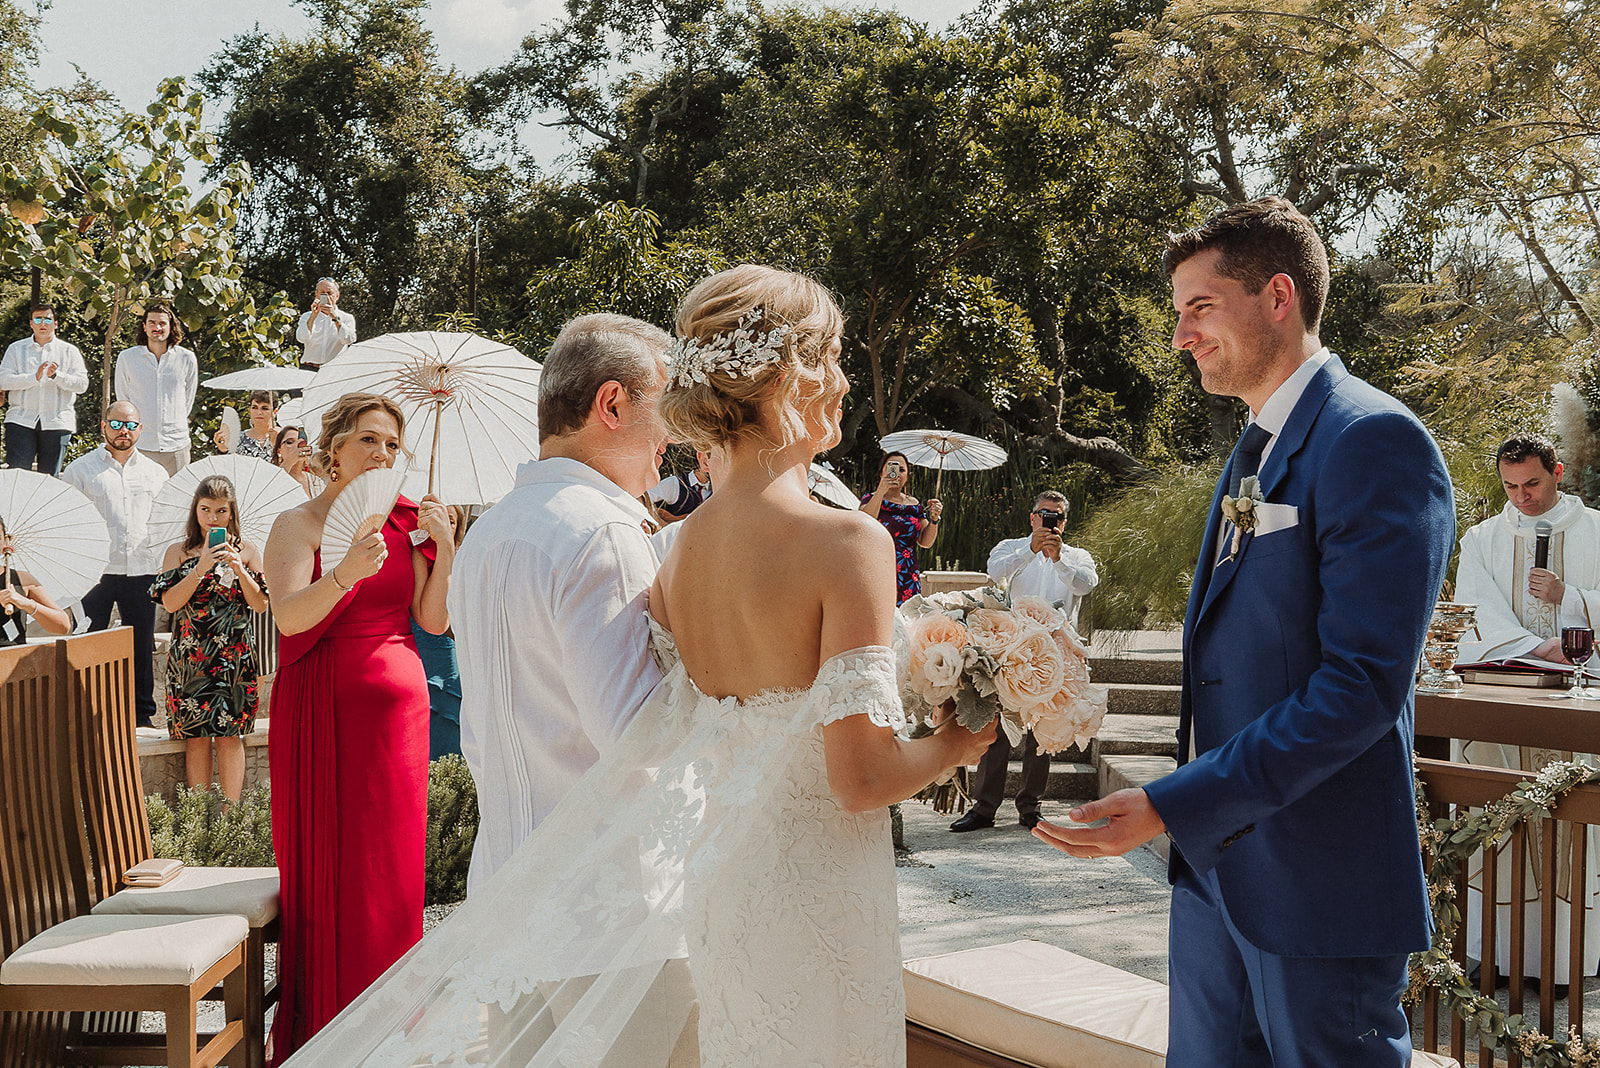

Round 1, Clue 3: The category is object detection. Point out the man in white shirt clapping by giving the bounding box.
[61,401,169,727]
[296,277,357,369]
[451,313,672,895]
[0,304,89,475]
[950,490,1099,832]
[113,305,197,474]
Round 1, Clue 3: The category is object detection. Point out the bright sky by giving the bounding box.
[33,0,980,173]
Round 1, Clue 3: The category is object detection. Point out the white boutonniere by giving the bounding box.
[1219,476,1264,562]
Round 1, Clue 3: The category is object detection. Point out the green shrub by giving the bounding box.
[426,754,479,906]
[1078,460,1224,634]
[147,783,276,867]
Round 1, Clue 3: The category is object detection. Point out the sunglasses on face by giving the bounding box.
[107,419,140,431]
[31,317,53,324]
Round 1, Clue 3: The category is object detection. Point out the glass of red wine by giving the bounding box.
[1563,626,1596,699]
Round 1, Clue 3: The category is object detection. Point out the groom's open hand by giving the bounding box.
[1032,788,1165,859]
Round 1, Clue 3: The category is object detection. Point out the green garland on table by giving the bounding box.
[1409,757,1600,1066]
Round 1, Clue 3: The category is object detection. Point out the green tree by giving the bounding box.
[200,0,488,334]
[473,0,747,205]
[523,201,725,349]
[0,79,297,412]
[0,0,42,170]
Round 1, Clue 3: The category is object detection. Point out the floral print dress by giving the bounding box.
[151,556,266,738]
[863,494,927,604]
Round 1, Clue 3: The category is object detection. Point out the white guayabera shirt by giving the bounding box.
[450,456,663,896]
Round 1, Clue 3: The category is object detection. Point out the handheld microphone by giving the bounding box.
[1535,519,1553,571]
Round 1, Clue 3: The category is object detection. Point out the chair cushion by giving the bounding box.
[1,914,247,987]
[903,940,1166,1068]
[92,866,279,927]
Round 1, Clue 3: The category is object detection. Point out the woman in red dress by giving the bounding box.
[262,393,455,1063]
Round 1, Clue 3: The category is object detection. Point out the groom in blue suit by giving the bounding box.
[1036,197,1455,1066]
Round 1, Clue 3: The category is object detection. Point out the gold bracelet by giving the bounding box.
[328,567,353,591]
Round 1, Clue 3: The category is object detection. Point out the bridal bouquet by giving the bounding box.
[898,586,1108,809]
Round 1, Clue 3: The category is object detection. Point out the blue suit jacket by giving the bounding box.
[1144,356,1455,958]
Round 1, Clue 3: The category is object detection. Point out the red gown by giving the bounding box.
[269,502,434,1063]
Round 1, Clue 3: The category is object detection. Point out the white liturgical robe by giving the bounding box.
[1455,491,1600,982]
[451,457,663,896]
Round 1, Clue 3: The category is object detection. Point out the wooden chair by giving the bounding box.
[0,637,251,1068]
[65,628,281,1068]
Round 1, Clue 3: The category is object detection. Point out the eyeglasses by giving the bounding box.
[31,317,53,324]
[107,419,140,431]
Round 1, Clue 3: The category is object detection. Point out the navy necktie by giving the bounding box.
[1232,423,1272,496]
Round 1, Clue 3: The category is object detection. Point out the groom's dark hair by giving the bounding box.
[1163,196,1330,334]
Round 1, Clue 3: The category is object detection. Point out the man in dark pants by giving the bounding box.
[951,490,1099,832]
[62,401,167,726]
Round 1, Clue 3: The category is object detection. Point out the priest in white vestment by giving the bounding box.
[1456,433,1600,984]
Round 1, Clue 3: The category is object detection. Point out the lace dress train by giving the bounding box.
[283,630,908,1067]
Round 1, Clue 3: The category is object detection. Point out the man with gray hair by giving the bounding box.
[296,277,357,368]
[452,312,673,893]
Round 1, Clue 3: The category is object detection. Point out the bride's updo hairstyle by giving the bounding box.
[661,265,847,454]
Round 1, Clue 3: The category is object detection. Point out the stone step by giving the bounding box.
[1090,713,1179,759]
[1105,682,1181,717]
[1096,753,1178,862]
[959,760,1098,802]
[1088,656,1182,687]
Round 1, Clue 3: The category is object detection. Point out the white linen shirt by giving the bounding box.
[0,336,90,431]
[113,346,198,452]
[987,536,1099,623]
[296,309,357,367]
[60,446,167,575]
[451,456,663,895]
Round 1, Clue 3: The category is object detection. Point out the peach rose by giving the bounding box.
[965,608,1023,658]
[1028,680,1110,753]
[995,624,1065,714]
[905,614,970,706]
[1055,625,1090,685]
[1012,595,1066,634]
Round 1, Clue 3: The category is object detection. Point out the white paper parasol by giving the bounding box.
[203,366,317,391]
[301,332,542,506]
[807,463,858,509]
[879,428,1008,494]
[0,470,110,605]
[145,456,307,558]
[276,396,304,427]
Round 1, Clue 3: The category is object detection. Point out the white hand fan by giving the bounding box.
[220,406,240,452]
[319,466,407,575]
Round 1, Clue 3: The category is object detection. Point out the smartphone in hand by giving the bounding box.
[207,526,227,549]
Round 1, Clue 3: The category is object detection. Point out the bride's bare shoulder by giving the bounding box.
[796,503,892,567]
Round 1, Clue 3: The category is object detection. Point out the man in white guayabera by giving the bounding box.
[451,313,672,894]
[296,277,357,368]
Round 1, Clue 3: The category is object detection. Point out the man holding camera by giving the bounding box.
[296,277,357,369]
[951,490,1099,831]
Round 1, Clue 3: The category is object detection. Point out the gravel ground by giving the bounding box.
[895,795,1172,983]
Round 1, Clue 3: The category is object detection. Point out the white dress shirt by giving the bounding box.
[987,536,1099,623]
[296,309,357,367]
[113,346,198,452]
[60,446,168,575]
[0,337,90,431]
[451,456,663,894]
[1213,348,1334,563]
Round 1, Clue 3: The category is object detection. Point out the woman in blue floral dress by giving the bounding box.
[859,450,944,604]
[152,475,269,801]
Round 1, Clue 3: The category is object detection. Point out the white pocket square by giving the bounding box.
[1252,502,1299,537]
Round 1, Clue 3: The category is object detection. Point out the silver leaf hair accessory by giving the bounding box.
[668,309,790,388]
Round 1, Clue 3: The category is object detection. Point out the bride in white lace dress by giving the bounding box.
[282,264,994,1067]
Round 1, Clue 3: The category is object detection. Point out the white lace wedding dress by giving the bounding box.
[284,622,909,1067]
